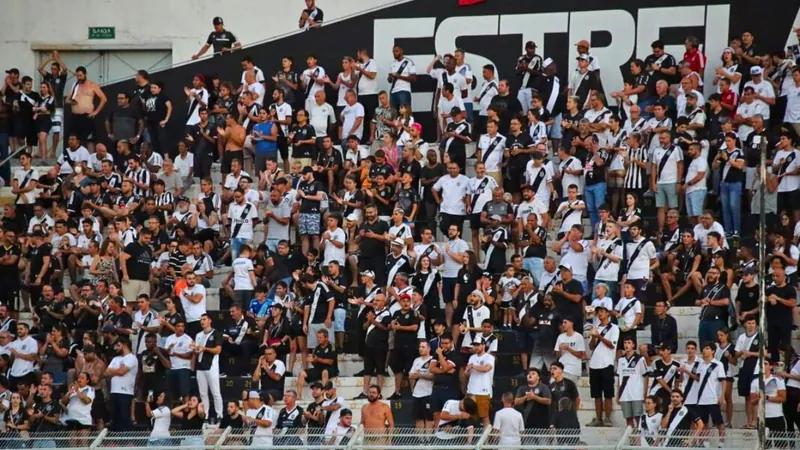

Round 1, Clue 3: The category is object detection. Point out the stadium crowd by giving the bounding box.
[0,3,800,446]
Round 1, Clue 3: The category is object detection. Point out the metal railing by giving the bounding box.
[0,425,770,449]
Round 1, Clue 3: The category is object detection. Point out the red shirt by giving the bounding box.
[683,49,707,76]
[720,88,738,118]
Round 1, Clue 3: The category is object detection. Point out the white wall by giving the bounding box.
[0,0,403,77]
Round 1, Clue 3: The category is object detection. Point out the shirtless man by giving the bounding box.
[217,113,246,185]
[360,385,394,439]
[66,66,107,150]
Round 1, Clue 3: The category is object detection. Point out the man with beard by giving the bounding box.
[661,230,703,303]
[622,221,657,303]
[104,337,138,431]
[360,384,394,431]
[660,389,704,447]
[303,382,327,432]
[489,80,523,136]
[694,266,731,347]
[350,204,389,285]
[430,335,463,425]
[29,383,62,435]
[514,367,552,430]
[137,333,169,403]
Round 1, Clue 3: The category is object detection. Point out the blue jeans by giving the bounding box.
[584,182,607,233]
[699,319,726,348]
[390,91,412,110]
[0,132,9,186]
[524,257,544,286]
[231,237,251,260]
[464,103,474,121]
[720,181,742,233]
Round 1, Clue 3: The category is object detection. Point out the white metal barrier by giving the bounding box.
[0,425,773,449]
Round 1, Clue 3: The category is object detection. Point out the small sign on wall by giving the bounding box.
[88,27,115,39]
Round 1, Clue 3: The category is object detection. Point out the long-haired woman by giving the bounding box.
[715,327,736,427]
[34,81,56,160]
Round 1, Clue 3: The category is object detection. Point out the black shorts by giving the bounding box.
[506,170,526,194]
[9,373,35,390]
[737,372,755,397]
[91,388,105,420]
[36,116,52,135]
[64,420,94,431]
[617,330,637,350]
[222,150,244,173]
[469,213,483,230]
[431,387,460,411]
[627,278,649,303]
[389,345,418,375]
[695,404,723,426]
[589,366,615,399]
[364,346,389,377]
[72,113,95,142]
[305,365,337,382]
[412,396,434,421]
[289,318,305,337]
[278,136,289,160]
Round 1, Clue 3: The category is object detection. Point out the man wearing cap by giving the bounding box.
[515,41,543,115]
[440,108,471,173]
[551,262,585,330]
[328,408,356,445]
[460,290,490,349]
[245,390,276,446]
[192,17,240,59]
[570,54,600,110]
[587,305,619,426]
[465,336,495,426]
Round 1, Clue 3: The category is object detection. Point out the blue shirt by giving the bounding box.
[248,298,271,318]
[253,121,278,155]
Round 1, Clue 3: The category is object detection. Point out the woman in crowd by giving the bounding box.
[89,240,118,285]
[40,324,71,373]
[617,193,642,243]
[34,81,55,161]
[713,48,742,94]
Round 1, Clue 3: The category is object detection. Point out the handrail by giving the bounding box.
[88,428,109,450]
[213,426,232,450]
[475,426,493,450]
[0,145,28,169]
[99,0,416,86]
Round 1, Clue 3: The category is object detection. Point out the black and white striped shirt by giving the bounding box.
[103,173,123,191]
[125,168,151,197]
[624,146,648,189]
[155,191,174,222]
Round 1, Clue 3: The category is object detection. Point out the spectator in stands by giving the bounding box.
[8,323,37,390]
[554,316,584,382]
[194,314,224,423]
[548,361,580,426]
[165,320,193,403]
[617,337,647,427]
[104,337,137,431]
[296,328,337,400]
[587,305,618,426]
[493,392,524,446]
[63,371,95,431]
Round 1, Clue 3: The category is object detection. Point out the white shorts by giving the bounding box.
[52,108,64,133]
[532,199,549,215]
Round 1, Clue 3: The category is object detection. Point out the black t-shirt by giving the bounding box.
[535,308,561,349]
[736,283,760,319]
[371,186,394,217]
[219,413,245,429]
[392,308,421,349]
[358,219,389,258]
[584,149,610,186]
[311,343,337,369]
[432,350,462,389]
[766,283,795,325]
[456,267,478,305]
[664,406,700,432]
[43,73,68,108]
[275,70,300,104]
[443,120,471,158]
[366,307,391,349]
[298,179,323,213]
[398,159,422,186]
[327,275,346,309]
[27,243,53,282]
[394,186,419,217]
[302,7,324,24]
[489,94,523,135]
[277,406,305,430]
[206,30,238,54]
[17,91,41,118]
[143,92,169,123]
[2,214,25,234]
[342,190,363,217]
[677,243,703,273]
[368,163,395,182]
[31,399,62,432]
[139,348,167,387]
[123,241,153,281]
[548,377,579,421]
[552,279,583,324]
[106,310,133,331]
[505,131,534,170]
[571,71,601,108]
[305,284,334,323]
[699,283,731,321]
[133,83,151,109]
[305,401,326,428]
[560,110,583,150]
[108,106,143,142]
[0,244,22,286]
[520,226,547,259]
[188,122,218,158]
[291,124,316,158]
[420,163,446,203]
[643,53,678,96]
[4,408,29,428]
[743,130,774,168]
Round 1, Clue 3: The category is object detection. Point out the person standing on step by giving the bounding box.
[735,315,760,429]
[617,336,647,427]
[587,305,618,427]
[193,314,224,424]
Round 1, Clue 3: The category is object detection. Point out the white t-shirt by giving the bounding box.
[594,239,623,282]
[9,336,38,377]
[784,83,800,123]
[492,408,525,446]
[356,59,378,95]
[441,238,468,278]
[309,101,336,137]
[302,66,327,98]
[228,201,258,240]
[583,107,612,146]
[617,354,647,402]
[223,171,249,190]
[270,102,293,135]
[589,323,619,369]
[437,95,465,125]
[13,167,39,204]
[460,305,491,347]
[430,69,468,101]
[652,145,683,184]
[555,331,585,376]
[66,386,95,426]
[693,222,729,251]
[433,174,469,215]
[615,297,643,330]
[436,400,467,440]
[475,78,498,115]
[165,333,194,370]
[174,153,194,178]
[735,101,769,141]
[468,175,498,213]
[752,376,785,418]
[109,353,138,395]
[340,102,365,139]
[685,157,708,193]
[735,332,761,375]
[557,200,585,233]
[232,257,255,291]
[180,284,207,322]
[322,227,347,265]
[88,152,114,173]
[322,396,346,433]
[150,405,172,438]
[247,83,266,106]
[466,353,495,396]
[695,359,726,405]
[241,66,265,85]
[624,238,657,279]
[590,297,613,327]
[477,133,506,172]
[744,80,775,120]
[57,145,91,174]
[773,149,800,192]
[411,356,434,397]
[247,405,277,445]
[389,58,416,93]
[186,88,210,125]
[265,200,292,241]
[559,239,591,279]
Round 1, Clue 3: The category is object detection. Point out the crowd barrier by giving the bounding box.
[0,425,774,449]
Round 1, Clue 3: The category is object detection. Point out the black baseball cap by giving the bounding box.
[213,17,224,25]
[5,68,19,75]
[450,106,463,116]
[302,166,314,174]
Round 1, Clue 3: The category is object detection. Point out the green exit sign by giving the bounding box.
[88,27,115,40]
